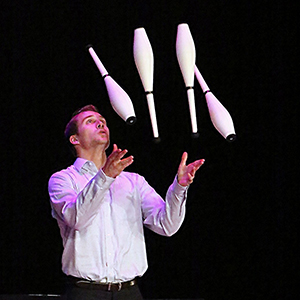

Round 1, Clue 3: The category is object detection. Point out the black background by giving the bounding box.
[0,1,297,299]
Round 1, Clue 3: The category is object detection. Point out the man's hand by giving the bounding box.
[177,152,205,186]
[102,144,134,178]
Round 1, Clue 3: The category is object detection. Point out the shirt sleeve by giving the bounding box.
[48,169,114,230]
[140,175,188,236]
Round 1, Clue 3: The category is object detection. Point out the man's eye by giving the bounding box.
[87,119,93,124]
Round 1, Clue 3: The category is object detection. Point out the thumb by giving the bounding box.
[180,152,188,168]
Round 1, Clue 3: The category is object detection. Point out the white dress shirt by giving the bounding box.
[48,158,188,283]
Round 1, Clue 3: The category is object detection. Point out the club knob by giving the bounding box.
[226,134,237,142]
[126,116,137,125]
[152,137,161,144]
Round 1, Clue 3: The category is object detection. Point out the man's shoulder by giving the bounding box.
[49,164,76,181]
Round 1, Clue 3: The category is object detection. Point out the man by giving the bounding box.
[48,104,205,300]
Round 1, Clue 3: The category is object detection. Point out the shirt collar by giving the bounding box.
[73,157,98,174]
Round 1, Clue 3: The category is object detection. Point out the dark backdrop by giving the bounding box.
[0,1,297,299]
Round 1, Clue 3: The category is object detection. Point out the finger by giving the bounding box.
[120,155,134,168]
[186,159,205,181]
[108,145,120,160]
[180,152,188,167]
[117,149,129,160]
[190,166,197,177]
[109,144,119,157]
[188,172,194,181]
[186,172,194,184]
[199,158,205,165]
[197,159,205,169]
[192,159,205,170]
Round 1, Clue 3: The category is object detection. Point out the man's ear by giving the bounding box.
[69,135,80,145]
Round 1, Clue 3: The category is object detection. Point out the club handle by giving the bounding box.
[187,88,198,134]
[194,65,209,93]
[146,92,159,138]
[87,46,109,77]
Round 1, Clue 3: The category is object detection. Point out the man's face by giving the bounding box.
[71,111,110,150]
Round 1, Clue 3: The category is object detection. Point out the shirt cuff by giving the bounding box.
[173,175,189,196]
[94,168,115,189]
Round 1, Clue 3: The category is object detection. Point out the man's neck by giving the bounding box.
[76,148,107,170]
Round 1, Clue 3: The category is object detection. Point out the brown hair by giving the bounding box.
[64,104,99,156]
[64,104,99,140]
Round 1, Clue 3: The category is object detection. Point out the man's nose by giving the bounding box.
[97,121,104,129]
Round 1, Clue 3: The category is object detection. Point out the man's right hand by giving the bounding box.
[102,144,134,178]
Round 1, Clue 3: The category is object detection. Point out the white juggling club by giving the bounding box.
[133,28,159,139]
[87,45,136,125]
[176,23,198,136]
[194,65,236,141]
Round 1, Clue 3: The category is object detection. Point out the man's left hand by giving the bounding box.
[177,152,205,186]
